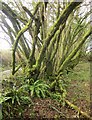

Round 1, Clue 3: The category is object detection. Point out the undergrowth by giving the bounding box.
[1,61,90,119]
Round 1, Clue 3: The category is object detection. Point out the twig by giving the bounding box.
[49,105,66,117]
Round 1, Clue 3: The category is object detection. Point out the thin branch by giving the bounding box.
[22,6,37,21]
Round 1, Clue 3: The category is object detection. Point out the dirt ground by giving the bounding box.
[23,62,91,119]
[23,97,90,119]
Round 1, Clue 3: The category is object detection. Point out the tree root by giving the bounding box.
[65,100,92,119]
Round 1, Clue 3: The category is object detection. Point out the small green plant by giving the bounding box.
[2,85,33,119]
[50,92,62,100]
[6,87,31,105]
[0,96,11,104]
[22,79,50,98]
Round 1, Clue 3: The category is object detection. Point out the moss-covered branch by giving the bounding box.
[12,23,30,74]
[58,27,92,74]
[51,24,65,61]
[36,1,82,70]
[65,100,92,119]
[28,20,41,68]
[2,3,30,58]
[11,3,41,75]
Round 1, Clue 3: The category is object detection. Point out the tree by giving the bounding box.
[1,1,92,118]
[1,0,92,85]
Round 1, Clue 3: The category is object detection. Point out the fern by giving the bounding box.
[23,79,50,98]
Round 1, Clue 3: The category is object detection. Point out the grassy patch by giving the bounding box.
[68,61,90,82]
[66,61,90,114]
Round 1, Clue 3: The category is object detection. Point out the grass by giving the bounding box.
[68,61,90,81]
[66,61,90,114]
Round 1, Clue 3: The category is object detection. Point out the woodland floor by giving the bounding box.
[23,61,91,119]
[2,61,91,119]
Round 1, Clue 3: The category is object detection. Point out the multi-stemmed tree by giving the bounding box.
[0,1,92,118]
